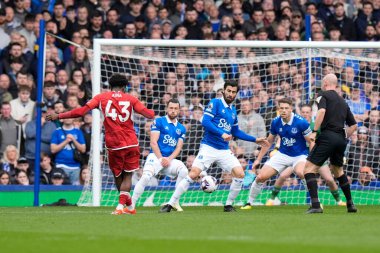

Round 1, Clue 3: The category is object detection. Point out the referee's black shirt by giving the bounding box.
[316,90,356,133]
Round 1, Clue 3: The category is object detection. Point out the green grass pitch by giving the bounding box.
[1,206,379,253]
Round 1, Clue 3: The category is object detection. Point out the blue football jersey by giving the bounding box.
[270,113,311,157]
[150,115,186,157]
[51,127,86,167]
[202,97,238,150]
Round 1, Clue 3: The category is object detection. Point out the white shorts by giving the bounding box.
[265,152,307,173]
[192,144,241,173]
[144,153,185,178]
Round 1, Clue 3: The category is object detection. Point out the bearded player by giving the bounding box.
[160,81,269,213]
[131,99,188,211]
[46,74,155,215]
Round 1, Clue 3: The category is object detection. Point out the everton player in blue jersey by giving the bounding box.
[160,81,269,212]
[132,99,188,211]
[241,98,315,209]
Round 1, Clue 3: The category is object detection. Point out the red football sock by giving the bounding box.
[119,191,132,206]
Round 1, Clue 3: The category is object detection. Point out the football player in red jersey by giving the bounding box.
[46,74,155,215]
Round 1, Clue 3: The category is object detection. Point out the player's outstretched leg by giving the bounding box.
[171,165,188,212]
[159,169,197,213]
[131,171,153,210]
[241,165,277,210]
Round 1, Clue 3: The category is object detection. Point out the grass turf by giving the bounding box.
[1,206,379,253]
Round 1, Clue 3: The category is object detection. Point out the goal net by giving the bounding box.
[78,40,380,207]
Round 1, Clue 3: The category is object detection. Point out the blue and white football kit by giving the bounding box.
[265,113,312,172]
[144,115,187,177]
[132,116,188,209]
[193,97,257,172]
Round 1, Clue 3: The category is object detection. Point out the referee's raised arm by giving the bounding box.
[303,73,358,214]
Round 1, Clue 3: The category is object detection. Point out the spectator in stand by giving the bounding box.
[317,0,334,24]
[15,170,30,185]
[24,105,56,169]
[122,0,143,24]
[63,32,83,64]
[364,23,378,41]
[15,157,34,184]
[89,10,105,39]
[0,74,13,104]
[237,99,266,155]
[242,7,265,36]
[51,171,66,185]
[364,108,380,149]
[4,6,22,34]
[355,1,378,41]
[352,166,377,186]
[50,115,86,185]
[10,85,35,131]
[0,171,11,185]
[72,5,90,33]
[327,3,356,41]
[43,81,60,108]
[1,145,20,181]
[180,7,203,40]
[18,13,36,54]
[347,126,379,180]
[346,83,370,126]
[65,47,91,82]
[0,103,20,157]
[79,164,90,185]
[105,8,122,38]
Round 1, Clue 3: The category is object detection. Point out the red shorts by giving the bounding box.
[107,146,140,177]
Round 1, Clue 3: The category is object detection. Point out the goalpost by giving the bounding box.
[78,39,380,207]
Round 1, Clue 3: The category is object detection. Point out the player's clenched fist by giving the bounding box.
[221,133,232,141]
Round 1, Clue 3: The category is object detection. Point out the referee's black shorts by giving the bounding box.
[307,130,347,167]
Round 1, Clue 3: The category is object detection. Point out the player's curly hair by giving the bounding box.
[109,74,128,89]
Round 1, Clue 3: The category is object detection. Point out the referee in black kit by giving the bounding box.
[304,73,358,214]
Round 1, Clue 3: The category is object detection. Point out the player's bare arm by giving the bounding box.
[168,138,184,162]
[150,130,166,166]
[252,134,275,168]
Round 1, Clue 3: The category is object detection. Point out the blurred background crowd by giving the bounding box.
[0,0,378,189]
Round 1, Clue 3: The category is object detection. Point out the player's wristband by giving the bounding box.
[312,130,318,133]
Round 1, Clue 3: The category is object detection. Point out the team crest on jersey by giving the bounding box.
[279,128,283,132]
[232,113,235,120]
[152,120,156,126]
[291,128,298,134]
[221,109,225,114]
[176,129,181,135]
[206,103,213,112]
[165,126,169,130]
[198,155,203,160]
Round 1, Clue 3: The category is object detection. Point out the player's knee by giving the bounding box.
[188,169,201,180]
[142,170,153,179]
[178,165,188,178]
[255,174,266,183]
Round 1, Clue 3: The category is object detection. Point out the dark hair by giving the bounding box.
[0,171,11,184]
[300,103,312,110]
[109,73,128,88]
[167,98,180,106]
[44,81,56,88]
[278,97,293,106]
[224,80,239,91]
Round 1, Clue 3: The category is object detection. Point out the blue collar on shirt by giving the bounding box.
[165,115,178,126]
[281,112,294,126]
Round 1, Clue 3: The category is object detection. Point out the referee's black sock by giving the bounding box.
[337,174,353,206]
[304,173,320,208]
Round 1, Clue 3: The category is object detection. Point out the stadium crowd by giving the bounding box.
[0,0,378,188]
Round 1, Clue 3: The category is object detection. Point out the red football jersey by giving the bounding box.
[86,91,145,150]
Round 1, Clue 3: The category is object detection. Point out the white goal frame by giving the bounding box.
[91,39,380,206]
